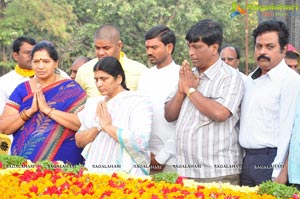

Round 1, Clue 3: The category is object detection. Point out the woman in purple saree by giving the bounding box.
[0,41,87,165]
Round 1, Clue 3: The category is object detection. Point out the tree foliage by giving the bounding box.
[0,0,259,74]
[0,0,76,69]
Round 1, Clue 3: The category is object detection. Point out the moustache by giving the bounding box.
[257,55,271,62]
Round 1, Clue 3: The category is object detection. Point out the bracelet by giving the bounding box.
[23,110,31,118]
[19,110,30,122]
[46,108,55,117]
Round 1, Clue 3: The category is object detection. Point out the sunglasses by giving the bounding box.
[221,57,237,62]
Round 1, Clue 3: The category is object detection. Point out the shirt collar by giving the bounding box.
[119,51,126,67]
[154,60,176,70]
[14,64,35,77]
[251,59,286,82]
[195,58,222,80]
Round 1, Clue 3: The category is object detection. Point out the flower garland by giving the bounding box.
[0,155,299,199]
[0,167,277,199]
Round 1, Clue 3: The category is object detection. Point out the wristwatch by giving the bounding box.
[186,87,196,97]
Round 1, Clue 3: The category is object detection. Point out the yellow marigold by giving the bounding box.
[0,168,286,198]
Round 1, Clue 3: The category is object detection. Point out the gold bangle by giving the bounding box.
[19,110,30,122]
[19,111,26,121]
[23,110,30,121]
[23,110,31,118]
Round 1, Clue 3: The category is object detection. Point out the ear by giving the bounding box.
[117,74,123,85]
[55,61,59,69]
[166,43,174,54]
[12,52,19,62]
[282,44,287,55]
[117,40,123,50]
[211,43,219,55]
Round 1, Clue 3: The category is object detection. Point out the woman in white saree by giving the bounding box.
[75,56,152,175]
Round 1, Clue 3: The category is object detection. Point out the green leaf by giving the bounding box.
[258,181,300,199]
[0,154,26,168]
[151,172,179,184]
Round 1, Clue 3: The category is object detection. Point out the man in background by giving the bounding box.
[0,36,36,155]
[138,25,180,174]
[0,36,36,115]
[220,45,247,81]
[76,24,148,97]
[285,44,299,72]
[70,56,92,80]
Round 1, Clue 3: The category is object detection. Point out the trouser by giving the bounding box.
[240,147,277,187]
[287,182,300,190]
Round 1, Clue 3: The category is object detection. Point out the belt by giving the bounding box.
[244,147,277,155]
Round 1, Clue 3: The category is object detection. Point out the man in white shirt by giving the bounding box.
[0,36,36,114]
[239,20,300,186]
[0,36,36,154]
[138,25,180,173]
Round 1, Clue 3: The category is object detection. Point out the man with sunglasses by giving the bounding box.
[220,45,247,81]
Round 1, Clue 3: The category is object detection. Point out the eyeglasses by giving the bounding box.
[221,57,238,62]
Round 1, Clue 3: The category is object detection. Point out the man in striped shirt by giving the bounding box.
[165,19,244,185]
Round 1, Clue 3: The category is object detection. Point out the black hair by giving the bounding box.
[145,25,176,53]
[12,36,36,53]
[31,40,60,74]
[31,40,59,62]
[286,51,299,59]
[252,20,289,51]
[93,56,129,90]
[220,45,241,59]
[185,19,223,51]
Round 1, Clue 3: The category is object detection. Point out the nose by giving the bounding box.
[70,72,75,80]
[96,49,105,58]
[146,48,153,55]
[188,47,195,57]
[96,79,103,88]
[258,46,268,55]
[37,61,44,68]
